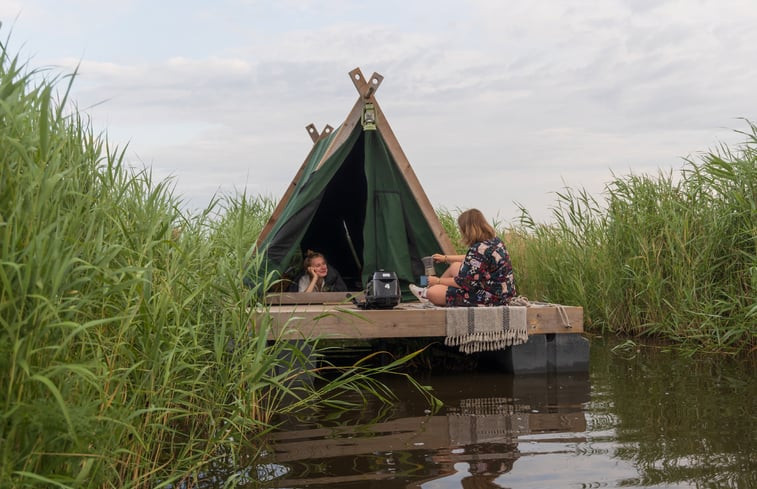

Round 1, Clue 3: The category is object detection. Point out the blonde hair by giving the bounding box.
[303,249,325,269]
[457,209,496,246]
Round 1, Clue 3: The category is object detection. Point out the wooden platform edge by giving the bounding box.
[254,304,583,340]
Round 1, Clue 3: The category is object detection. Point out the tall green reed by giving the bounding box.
[0,38,434,488]
[509,124,756,355]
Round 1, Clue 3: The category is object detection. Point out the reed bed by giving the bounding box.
[0,41,433,488]
[502,129,754,355]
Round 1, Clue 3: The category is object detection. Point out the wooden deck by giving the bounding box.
[260,292,583,340]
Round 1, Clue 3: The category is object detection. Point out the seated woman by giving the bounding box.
[288,250,348,292]
[409,208,516,306]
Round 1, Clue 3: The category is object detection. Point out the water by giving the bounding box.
[247,338,755,488]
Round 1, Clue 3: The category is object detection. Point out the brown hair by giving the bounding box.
[457,209,496,246]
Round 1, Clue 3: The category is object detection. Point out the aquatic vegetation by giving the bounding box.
[507,126,756,355]
[0,39,434,488]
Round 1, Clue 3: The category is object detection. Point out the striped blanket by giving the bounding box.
[445,306,528,354]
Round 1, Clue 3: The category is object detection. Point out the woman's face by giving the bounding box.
[310,256,329,278]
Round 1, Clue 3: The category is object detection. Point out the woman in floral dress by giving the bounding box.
[409,209,516,306]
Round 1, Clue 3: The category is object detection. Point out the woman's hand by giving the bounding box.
[307,266,317,278]
[432,253,447,264]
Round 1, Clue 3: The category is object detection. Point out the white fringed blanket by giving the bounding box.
[445,306,528,354]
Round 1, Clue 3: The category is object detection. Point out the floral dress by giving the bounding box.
[446,237,516,306]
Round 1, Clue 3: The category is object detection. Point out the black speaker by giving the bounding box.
[362,270,400,309]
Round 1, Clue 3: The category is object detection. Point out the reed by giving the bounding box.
[0,39,434,488]
[435,207,466,253]
[506,126,756,355]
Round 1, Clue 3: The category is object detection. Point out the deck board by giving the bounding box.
[257,300,583,340]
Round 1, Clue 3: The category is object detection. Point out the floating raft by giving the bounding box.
[260,292,589,374]
[263,292,582,339]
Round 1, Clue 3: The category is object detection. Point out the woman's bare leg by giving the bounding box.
[427,262,462,306]
[426,285,448,306]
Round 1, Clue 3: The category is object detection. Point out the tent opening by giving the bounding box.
[299,132,367,290]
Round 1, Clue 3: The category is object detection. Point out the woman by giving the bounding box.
[409,209,516,306]
[289,250,347,293]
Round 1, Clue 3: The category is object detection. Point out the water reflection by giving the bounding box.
[589,340,756,488]
[249,339,755,489]
[258,373,590,488]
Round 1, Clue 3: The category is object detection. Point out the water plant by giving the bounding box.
[0,38,435,488]
[508,125,756,355]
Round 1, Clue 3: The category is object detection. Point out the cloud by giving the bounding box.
[6,0,756,223]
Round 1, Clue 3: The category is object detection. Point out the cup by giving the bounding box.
[421,256,435,276]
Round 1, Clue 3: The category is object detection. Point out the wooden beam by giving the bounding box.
[256,304,583,339]
[265,291,364,305]
[305,123,319,143]
[304,123,334,143]
[349,67,383,99]
[313,97,364,171]
[363,72,383,98]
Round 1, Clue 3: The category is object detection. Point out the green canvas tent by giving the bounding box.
[256,68,454,292]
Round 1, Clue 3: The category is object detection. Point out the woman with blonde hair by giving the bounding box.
[288,250,347,293]
[410,209,516,306]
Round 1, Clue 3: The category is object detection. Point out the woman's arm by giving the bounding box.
[432,253,465,264]
[303,267,318,292]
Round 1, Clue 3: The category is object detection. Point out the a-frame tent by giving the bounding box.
[256,67,455,293]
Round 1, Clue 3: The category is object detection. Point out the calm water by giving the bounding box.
[240,338,755,488]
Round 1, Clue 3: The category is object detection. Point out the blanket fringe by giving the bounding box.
[445,303,528,354]
[444,328,526,354]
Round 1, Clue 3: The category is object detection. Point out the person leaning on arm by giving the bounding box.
[409,208,516,307]
[288,250,347,293]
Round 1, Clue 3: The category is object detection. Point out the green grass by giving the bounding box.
[0,38,437,488]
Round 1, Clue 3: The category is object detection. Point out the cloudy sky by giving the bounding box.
[4,0,756,223]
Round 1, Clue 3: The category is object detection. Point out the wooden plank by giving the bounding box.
[265,291,363,305]
[270,473,398,487]
[261,305,446,339]
[527,305,583,332]
[258,303,583,339]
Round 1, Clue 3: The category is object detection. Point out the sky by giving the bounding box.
[3,0,756,224]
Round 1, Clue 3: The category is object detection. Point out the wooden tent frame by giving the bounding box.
[256,67,455,254]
